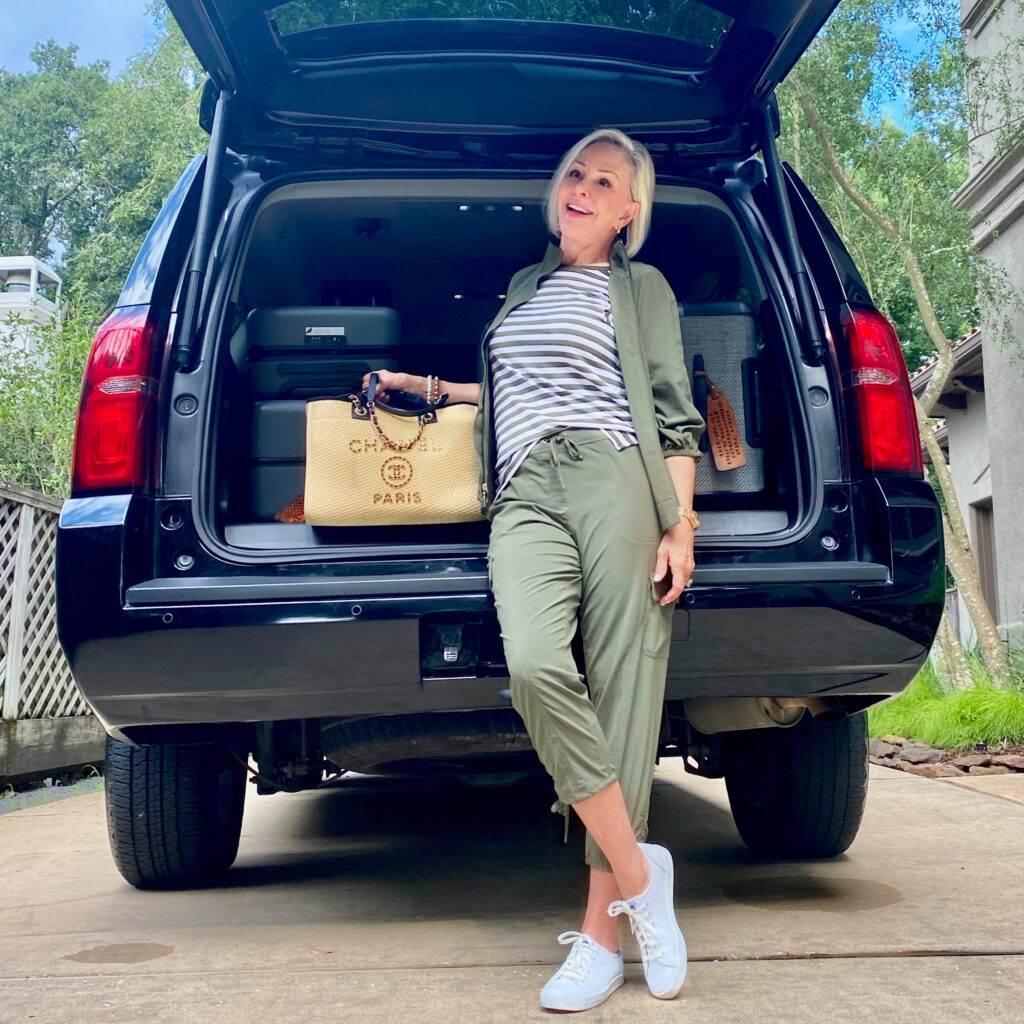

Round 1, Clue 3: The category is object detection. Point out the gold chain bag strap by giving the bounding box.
[304,373,485,526]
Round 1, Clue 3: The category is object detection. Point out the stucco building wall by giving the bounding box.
[945,391,992,644]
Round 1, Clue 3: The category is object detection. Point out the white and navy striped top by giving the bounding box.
[490,265,638,498]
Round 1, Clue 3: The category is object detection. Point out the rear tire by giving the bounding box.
[105,737,246,889]
[723,712,868,859]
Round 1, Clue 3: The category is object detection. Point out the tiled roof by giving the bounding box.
[908,326,981,384]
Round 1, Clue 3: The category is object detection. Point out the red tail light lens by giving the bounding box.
[71,308,160,495]
[839,306,923,478]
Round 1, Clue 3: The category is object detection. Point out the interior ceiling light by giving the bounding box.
[512,205,523,212]
[459,205,470,211]
[453,294,464,300]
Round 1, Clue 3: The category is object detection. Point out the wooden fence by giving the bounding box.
[1,482,103,779]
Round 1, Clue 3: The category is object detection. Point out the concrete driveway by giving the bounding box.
[2,761,1023,1024]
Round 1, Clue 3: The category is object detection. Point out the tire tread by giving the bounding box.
[105,737,245,889]
[724,713,869,859]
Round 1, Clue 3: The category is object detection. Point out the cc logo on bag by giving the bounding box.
[381,456,413,489]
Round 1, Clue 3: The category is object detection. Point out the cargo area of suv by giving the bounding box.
[204,178,802,553]
[56,0,945,889]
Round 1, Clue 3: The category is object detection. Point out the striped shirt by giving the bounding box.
[490,265,638,497]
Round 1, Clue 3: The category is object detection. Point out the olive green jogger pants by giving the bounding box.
[488,430,675,873]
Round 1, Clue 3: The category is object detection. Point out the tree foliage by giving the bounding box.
[0,43,111,262]
[0,312,94,496]
[779,0,980,368]
[272,0,728,41]
[65,10,206,311]
[0,4,205,497]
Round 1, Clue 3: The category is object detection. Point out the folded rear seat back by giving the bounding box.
[681,301,765,496]
[244,306,400,521]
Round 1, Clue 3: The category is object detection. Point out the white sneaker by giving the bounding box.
[608,843,687,999]
[539,931,625,1012]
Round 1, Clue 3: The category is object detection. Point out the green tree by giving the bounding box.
[781,3,979,369]
[0,4,207,496]
[0,42,111,261]
[66,7,206,311]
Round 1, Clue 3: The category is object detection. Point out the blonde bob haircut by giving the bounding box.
[544,129,656,257]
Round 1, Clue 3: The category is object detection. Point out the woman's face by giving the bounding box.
[555,142,640,261]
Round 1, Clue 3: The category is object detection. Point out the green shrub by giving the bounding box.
[0,304,98,497]
[869,656,1024,748]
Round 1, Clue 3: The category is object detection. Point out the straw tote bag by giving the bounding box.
[304,374,484,527]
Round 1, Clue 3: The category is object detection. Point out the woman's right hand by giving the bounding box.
[360,371,481,407]
[361,369,412,400]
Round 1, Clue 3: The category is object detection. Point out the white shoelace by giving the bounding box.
[608,898,664,967]
[552,931,599,982]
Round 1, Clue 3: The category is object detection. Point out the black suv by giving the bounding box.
[57,0,943,889]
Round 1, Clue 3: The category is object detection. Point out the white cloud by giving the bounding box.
[0,0,159,75]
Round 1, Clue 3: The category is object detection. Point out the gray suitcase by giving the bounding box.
[681,302,765,495]
[245,306,399,398]
[244,307,400,518]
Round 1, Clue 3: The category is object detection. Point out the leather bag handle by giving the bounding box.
[365,372,430,451]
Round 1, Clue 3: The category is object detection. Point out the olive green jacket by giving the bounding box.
[474,239,705,533]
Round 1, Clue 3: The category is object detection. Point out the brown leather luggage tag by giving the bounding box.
[698,371,747,472]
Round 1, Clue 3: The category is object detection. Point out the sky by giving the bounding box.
[0,0,159,75]
[875,16,932,124]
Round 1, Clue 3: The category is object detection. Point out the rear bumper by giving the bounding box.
[57,481,943,739]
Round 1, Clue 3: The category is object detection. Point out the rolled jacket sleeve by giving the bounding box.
[635,267,705,459]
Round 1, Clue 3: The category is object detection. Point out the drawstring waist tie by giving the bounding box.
[551,434,583,463]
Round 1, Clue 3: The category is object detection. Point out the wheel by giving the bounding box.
[723,712,868,859]
[104,736,246,889]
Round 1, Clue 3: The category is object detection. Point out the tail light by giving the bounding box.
[71,308,160,495]
[838,305,923,478]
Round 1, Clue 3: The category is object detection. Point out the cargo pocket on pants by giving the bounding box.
[640,595,673,659]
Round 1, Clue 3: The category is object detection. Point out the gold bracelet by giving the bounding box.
[676,506,700,531]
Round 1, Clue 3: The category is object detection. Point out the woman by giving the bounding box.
[364,129,704,1012]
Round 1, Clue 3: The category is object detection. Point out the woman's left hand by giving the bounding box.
[652,522,695,607]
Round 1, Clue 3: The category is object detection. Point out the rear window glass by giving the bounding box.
[270,0,733,66]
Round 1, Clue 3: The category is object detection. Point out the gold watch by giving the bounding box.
[676,506,700,531]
